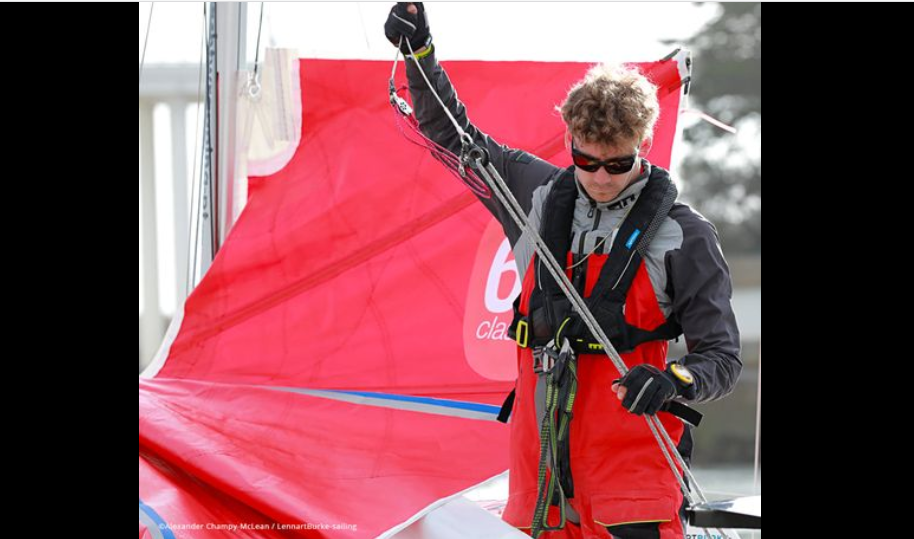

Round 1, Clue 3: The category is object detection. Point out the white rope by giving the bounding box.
[139,2,155,85]
[397,43,737,539]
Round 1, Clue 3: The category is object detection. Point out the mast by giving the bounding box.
[192,2,247,287]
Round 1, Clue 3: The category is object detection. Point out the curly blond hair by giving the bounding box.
[558,64,660,149]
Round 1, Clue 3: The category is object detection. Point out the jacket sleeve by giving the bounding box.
[666,206,743,404]
[405,49,560,247]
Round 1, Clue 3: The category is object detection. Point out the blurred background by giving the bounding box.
[140,1,760,527]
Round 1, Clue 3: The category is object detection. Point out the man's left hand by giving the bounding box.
[612,364,678,416]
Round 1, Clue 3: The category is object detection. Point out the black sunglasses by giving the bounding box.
[571,142,638,175]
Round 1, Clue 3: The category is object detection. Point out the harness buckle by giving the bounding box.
[515,319,530,348]
[532,346,552,375]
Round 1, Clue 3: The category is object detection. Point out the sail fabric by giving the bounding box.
[139,57,684,538]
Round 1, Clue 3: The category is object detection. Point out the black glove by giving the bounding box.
[618,364,694,416]
[384,2,432,55]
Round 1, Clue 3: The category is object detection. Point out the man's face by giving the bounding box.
[570,135,642,203]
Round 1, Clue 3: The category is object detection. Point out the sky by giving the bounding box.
[140,2,721,65]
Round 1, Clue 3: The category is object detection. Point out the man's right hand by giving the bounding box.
[384,3,431,55]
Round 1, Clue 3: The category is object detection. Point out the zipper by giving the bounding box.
[573,202,603,293]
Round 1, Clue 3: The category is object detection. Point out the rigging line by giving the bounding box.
[139,2,155,85]
[481,156,701,498]
[205,3,218,261]
[702,489,757,499]
[644,417,728,539]
[389,41,489,198]
[253,2,265,76]
[405,40,469,143]
[356,2,371,50]
[389,38,735,538]
[188,3,207,296]
[195,2,217,284]
[753,341,762,495]
[479,151,736,539]
[390,37,401,80]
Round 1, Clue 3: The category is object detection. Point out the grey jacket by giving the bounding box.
[406,51,741,403]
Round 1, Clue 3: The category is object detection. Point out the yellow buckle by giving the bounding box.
[516,320,530,348]
[575,338,604,353]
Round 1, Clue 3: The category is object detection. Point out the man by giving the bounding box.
[385,4,742,538]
